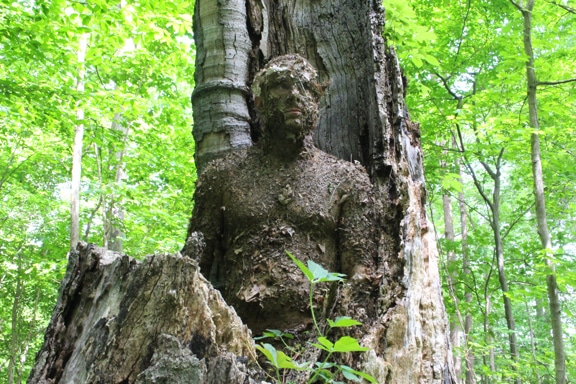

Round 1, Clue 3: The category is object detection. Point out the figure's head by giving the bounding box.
[252,54,324,143]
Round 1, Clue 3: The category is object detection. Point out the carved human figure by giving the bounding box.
[183,54,379,335]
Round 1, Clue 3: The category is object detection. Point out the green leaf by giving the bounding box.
[254,329,294,340]
[307,260,346,282]
[423,54,440,66]
[327,316,362,328]
[255,343,278,366]
[312,336,334,352]
[286,251,313,281]
[341,365,378,384]
[333,336,369,353]
[341,368,362,382]
[255,343,308,370]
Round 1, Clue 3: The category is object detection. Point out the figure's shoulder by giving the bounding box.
[311,149,371,184]
[201,148,249,177]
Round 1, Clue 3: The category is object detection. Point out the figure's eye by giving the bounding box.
[278,80,292,91]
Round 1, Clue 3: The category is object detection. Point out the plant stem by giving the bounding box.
[308,352,333,384]
[309,282,321,335]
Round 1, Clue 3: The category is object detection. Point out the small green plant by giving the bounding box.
[254,251,377,384]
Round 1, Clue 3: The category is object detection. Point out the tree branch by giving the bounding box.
[502,201,536,240]
[454,0,472,61]
[434,72,462,101]
[537,77,576,86]
[545,0,576,14]
[455,125,494,210]
[509,0,523,12]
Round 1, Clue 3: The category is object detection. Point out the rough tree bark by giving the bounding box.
[30,1,455,383]
[28,242,260,384]
[192,0,454,382]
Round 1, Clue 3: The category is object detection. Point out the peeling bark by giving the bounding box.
[28,243,260,384]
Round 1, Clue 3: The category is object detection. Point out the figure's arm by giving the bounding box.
[182,166,224,283]
[337,172,379,279]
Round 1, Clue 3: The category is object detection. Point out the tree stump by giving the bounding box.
[28,243,263,384]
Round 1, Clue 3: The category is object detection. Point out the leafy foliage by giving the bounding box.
[386,0,576,382]
[255,252,376,384]
[0,0,195,381]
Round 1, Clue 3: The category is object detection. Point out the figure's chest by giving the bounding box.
[221,162,345,228]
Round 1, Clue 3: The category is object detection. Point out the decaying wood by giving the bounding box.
[28,243,262,384]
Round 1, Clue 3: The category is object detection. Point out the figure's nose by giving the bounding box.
[287,88,300,101]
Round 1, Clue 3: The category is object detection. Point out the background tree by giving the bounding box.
[387,0,576,382]
[0,1,195,381]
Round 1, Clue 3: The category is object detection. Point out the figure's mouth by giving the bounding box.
[286,108,302,115]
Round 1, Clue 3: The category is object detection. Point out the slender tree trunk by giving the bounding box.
[459,130,519,381]
[443,190,463,381]
[102,0,129,252]
[491,169,520,383]
[7,267,21,384]
[457,166,476,384]
[482,294,495,384]
[511,1,567,382]
[103,114,128,253]
[70,33,89,250]
[525,301,544,383]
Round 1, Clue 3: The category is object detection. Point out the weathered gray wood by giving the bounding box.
[28,243,260,384]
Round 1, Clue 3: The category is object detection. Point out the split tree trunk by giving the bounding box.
[30,1,455,383]
[193,0,454,382]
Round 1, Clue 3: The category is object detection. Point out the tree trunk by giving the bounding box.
[103,114,128,253]
[491,169,521,383]
[510,1,567,382]
[70,32,89,250]
[458,176,476,384]
[443,189,463,382]
[192,0,454,382]
[27,243,258,384]
[30,1,455,382]
[483,294,495,384]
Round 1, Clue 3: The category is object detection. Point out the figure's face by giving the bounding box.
[259,74,318,141]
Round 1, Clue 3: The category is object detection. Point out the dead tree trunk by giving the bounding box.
[28,242,260,384]
[192,0,454,382]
